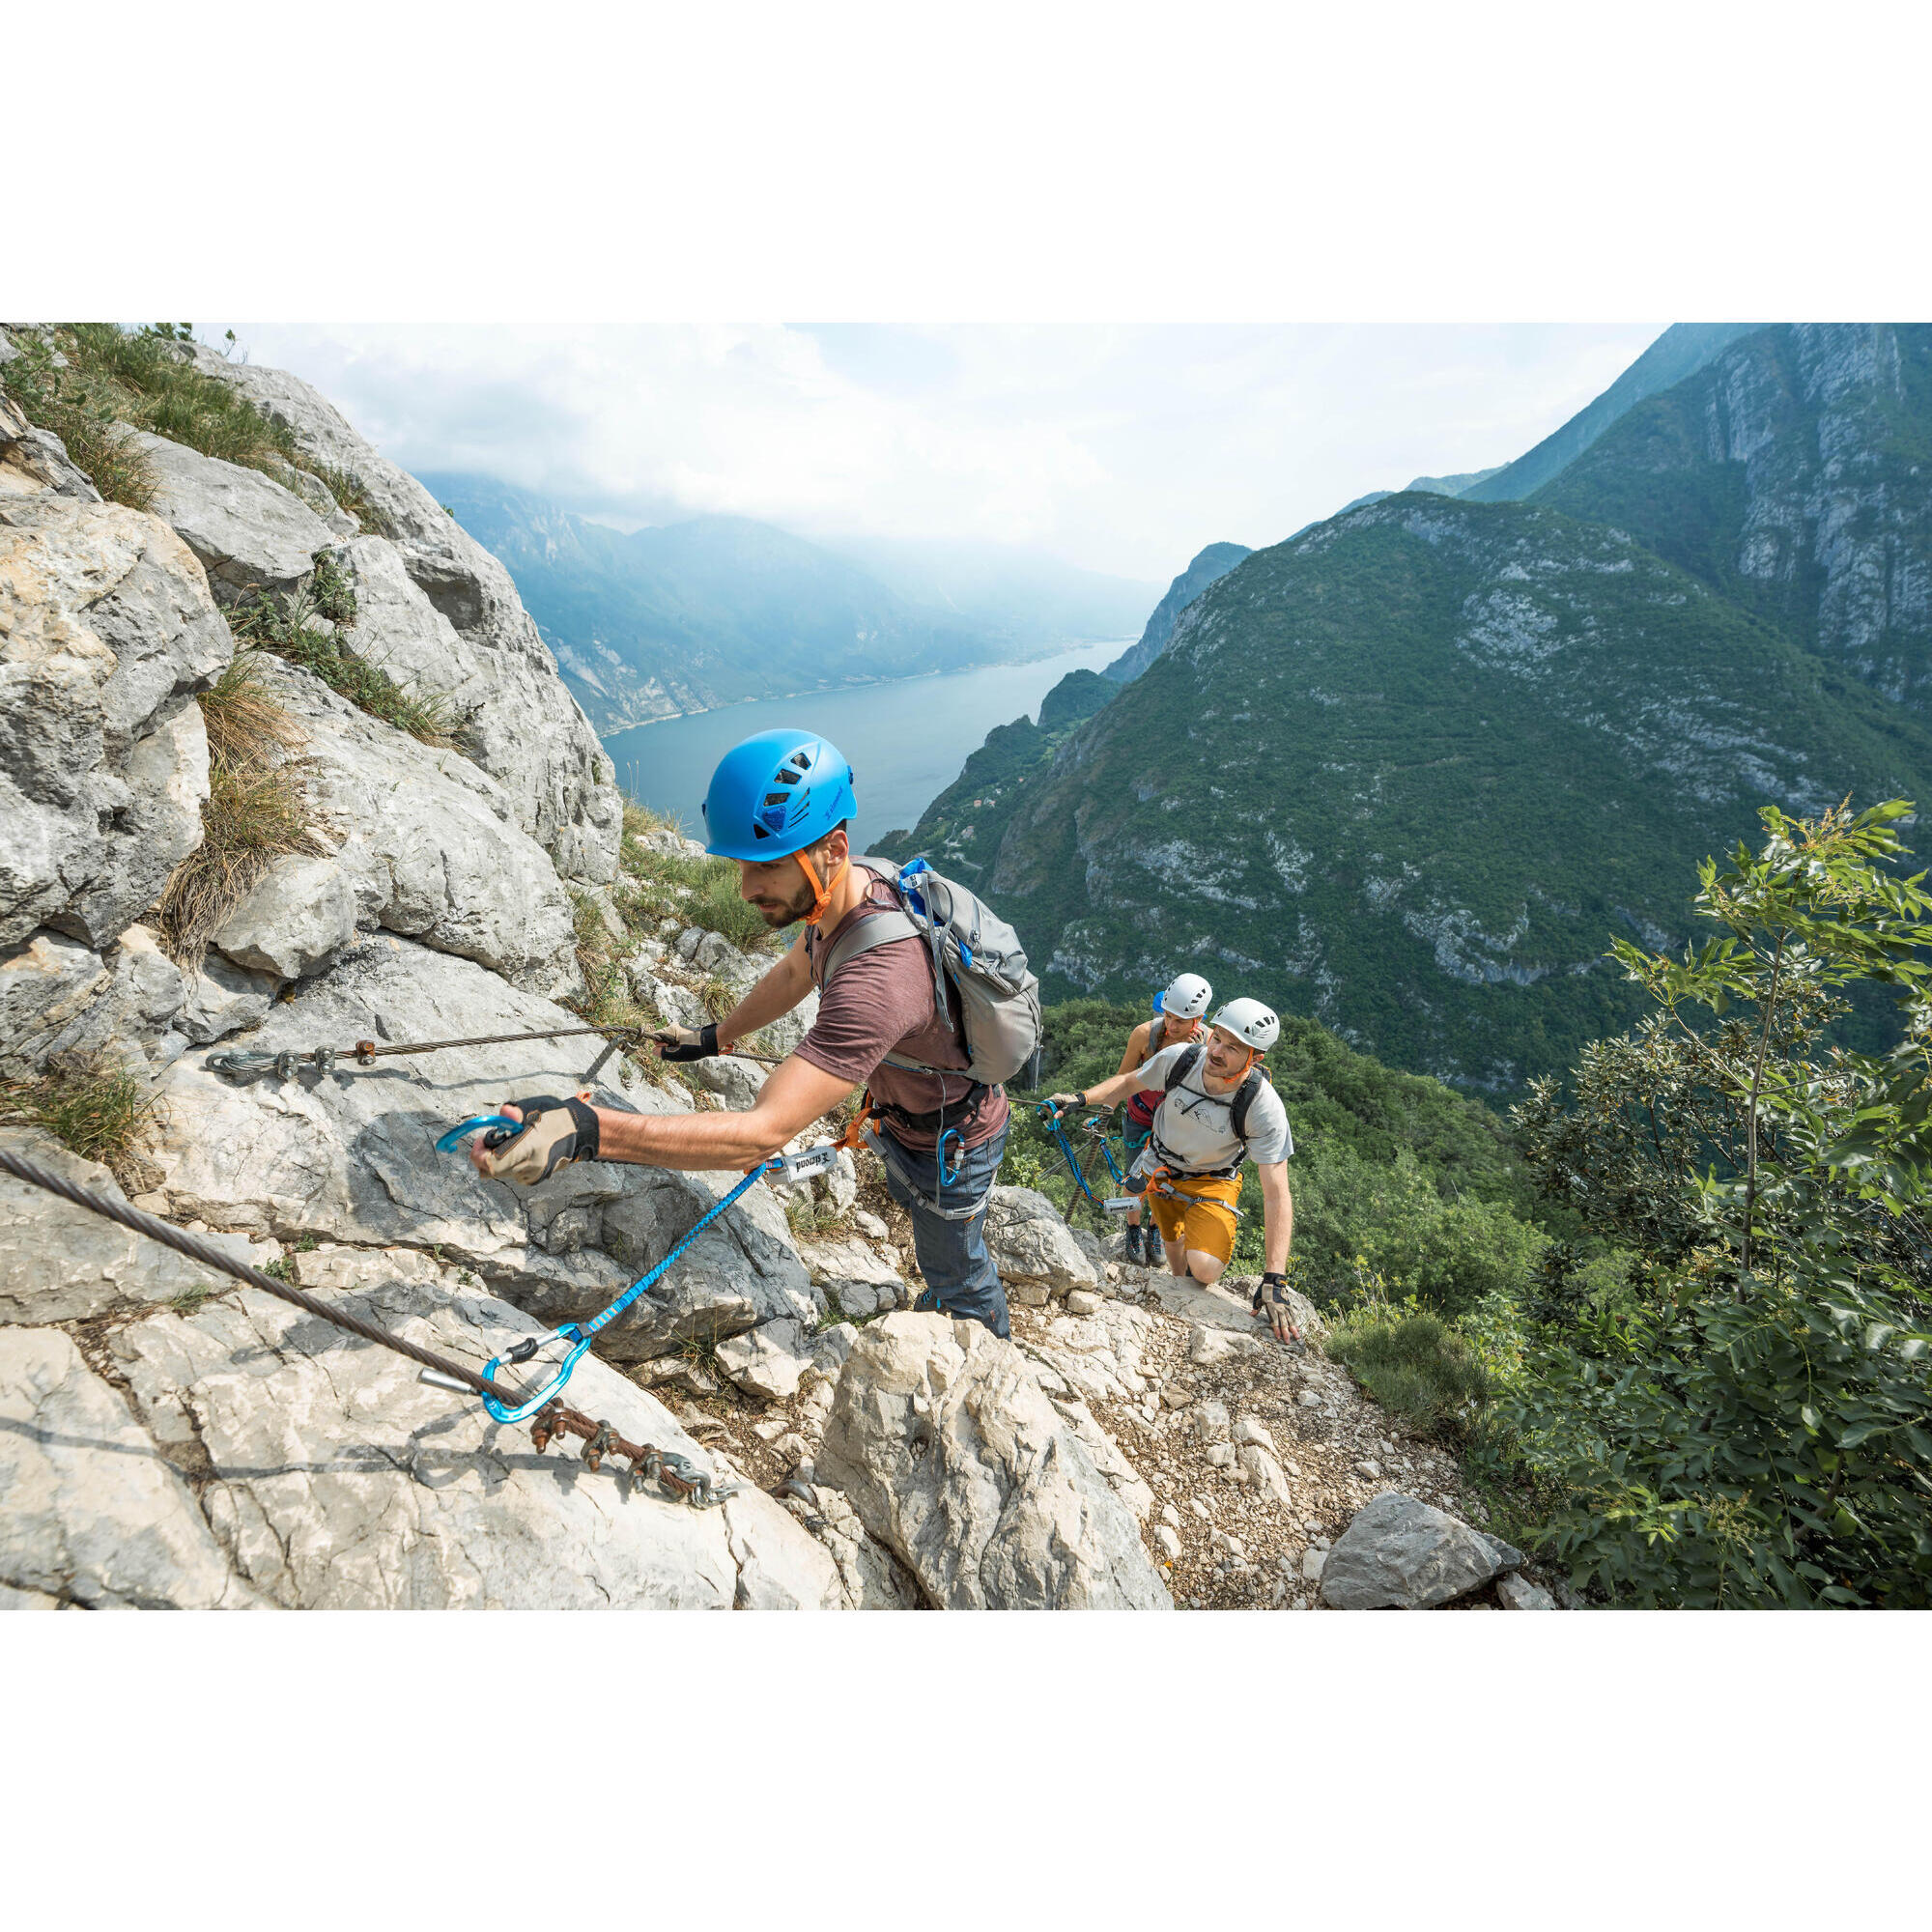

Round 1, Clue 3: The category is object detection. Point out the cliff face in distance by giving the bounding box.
[977,492,1932,1092]
[1534,324,1932,709]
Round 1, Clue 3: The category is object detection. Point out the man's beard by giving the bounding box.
[751,869,815,927]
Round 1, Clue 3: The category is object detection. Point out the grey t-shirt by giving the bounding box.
[1133,1042,1293,1173]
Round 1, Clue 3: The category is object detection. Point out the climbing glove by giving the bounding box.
[654,1022,720,1063]
[1046,1091,1084,1120]
[474,1094,601,1184]
[1253,1270,1305,1352]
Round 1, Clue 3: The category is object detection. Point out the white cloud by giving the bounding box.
[226,322,1662,578]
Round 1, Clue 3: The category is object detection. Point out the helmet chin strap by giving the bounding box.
[794,847,849,925]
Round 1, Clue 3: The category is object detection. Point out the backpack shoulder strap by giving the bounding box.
[1230,1068,1270,1142]
[1164,1043,1201,1094]
[813,901,918,988]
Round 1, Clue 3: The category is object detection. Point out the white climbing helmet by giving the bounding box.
[1211,997,1279,1054]
[1159,972,1213,1021]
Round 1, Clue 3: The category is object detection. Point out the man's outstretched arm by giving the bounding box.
[469,1054,857,1182]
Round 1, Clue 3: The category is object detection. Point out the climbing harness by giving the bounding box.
[0,1142,812,1511]
[436,1120,841,1422]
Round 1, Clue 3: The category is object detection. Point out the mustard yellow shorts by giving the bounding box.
[1145,1173,1241,1264]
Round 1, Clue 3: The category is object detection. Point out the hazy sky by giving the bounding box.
[229,323,1662,582]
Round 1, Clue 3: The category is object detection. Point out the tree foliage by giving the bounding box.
[1491,802,1932,1606]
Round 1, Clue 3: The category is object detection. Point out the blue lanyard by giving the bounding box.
[436,1119,836,1422]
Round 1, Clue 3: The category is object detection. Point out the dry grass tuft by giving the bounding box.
[156,654,327,970]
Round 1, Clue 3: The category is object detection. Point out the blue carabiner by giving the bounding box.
[481,1323,593,1423]
[436,1113,525,1154]
[936,1126,963,1193]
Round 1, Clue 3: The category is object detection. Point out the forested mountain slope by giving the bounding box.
[1533,324,1932,708]
[979,494,1932,1091]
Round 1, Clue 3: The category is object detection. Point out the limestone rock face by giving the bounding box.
[0,1128,242,1325]
[147,938,819,1354]
[210,854,359,980]
[13,926,190,1072]
[817,1311,1172,1610]
[254,659,581,996]
[0,1325,258,1608]
[982,1186,1099,1305]
[180,353,620,883]
[0,496,227,951]
[1319,1491,1524,1609]
[132,430,332,601]
[0,394,100,504]
[105,1255,838,1609]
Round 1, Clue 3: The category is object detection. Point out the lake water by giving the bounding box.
[601,639,1130,852]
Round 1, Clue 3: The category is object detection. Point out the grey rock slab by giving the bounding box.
[148,937,816,1354]
[177,951,278,1046]
[5,923,187,1077]
[210,855,358,980]
[0,497,226,952]
[1496,1572,1558,1610]
[1236,1442,1295,1508]
[0,1126,245,1325]
[108,1260,838,1609]
[715,1318,810,1403]
[254,658,580,994]
[0,1325,256,1607]
[1319,1492,1525,1610]
[1047,1391,1153,1521]
[806,1488,923,1609]
[721,1486,843,1610]
[1,394,100,503]
[817,1311,1171,1610]
[0,929,109,1078]
[132,431,331,600]
[799,1233,907,1322]
[982,1186,1099,1297]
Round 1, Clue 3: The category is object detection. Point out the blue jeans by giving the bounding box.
[876,1120,1011,1340]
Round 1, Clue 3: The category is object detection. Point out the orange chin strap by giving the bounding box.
[795,848,849,925]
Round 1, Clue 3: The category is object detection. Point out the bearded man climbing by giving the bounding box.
[1111,971,1212,1265]
[466,728,1023,1339]
[1047,998,1302,1348]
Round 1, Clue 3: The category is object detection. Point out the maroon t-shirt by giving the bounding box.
[796,873,1009,1151]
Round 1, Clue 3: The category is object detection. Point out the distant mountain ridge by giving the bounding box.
[1103,541,1254,682]
[424,475,1160,734]
[1461,324,1765,502]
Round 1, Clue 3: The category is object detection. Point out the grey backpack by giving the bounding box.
[814,858,1044,1089]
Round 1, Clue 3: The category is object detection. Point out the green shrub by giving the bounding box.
[1329,1308,1491,1437]
[0,1058,158,1187]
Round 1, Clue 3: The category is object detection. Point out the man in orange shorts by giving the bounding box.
[1047,998,1300,1347]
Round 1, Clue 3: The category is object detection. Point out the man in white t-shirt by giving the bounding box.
[1048,998,1301,1347]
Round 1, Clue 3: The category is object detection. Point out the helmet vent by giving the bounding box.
[775,767,801,785]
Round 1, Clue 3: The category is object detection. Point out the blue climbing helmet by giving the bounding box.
[701,729,858,861]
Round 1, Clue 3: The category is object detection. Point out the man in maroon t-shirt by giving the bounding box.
[467,729,1013,1337]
